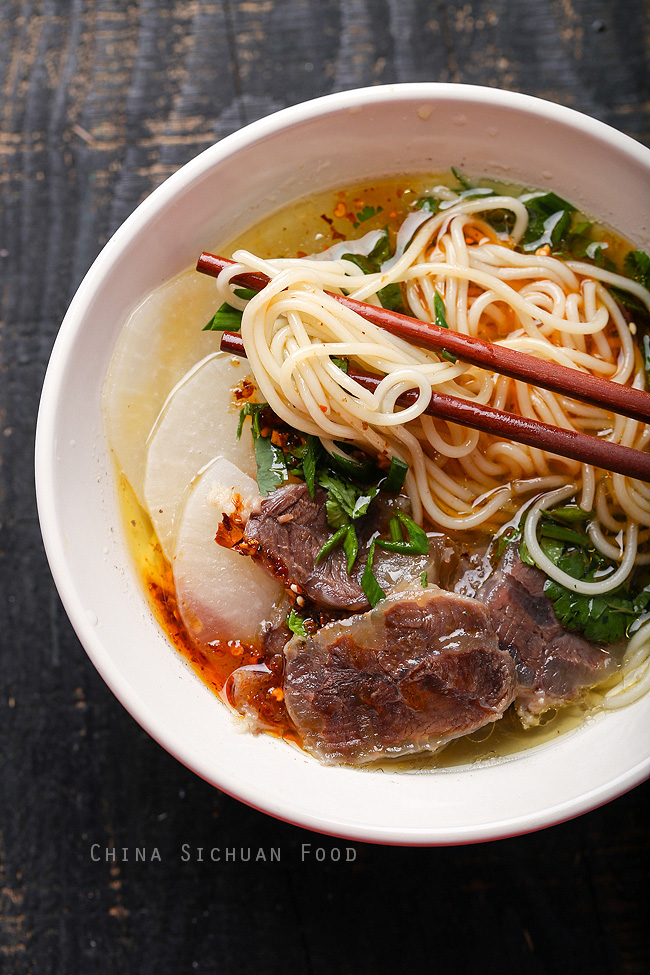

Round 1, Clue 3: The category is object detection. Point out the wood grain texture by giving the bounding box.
[0,0,649,972]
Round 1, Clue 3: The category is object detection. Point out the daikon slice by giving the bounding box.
[173,457,283,644]
[144,352,257,559]
[103,268,236,499]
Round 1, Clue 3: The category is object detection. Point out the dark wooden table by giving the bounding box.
[1,1,649,972]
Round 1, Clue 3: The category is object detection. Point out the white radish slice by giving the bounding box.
[103,268,231,500]
[144,352,257,559]
[173,457,284,644]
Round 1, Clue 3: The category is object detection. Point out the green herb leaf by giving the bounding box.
[361,540,386,608]
[388,515,402,544]
[433,292,457,363]
[329,445,378,484]
[538,521,592,548]
[379,456,409,494]
[340,233,406,313]
[415,197,440,213]
[376,510,429,555]
[543,505,592,524]
[203,303,243,332]
[434,291,448,329]
[342,523,359,574]
[519,538,535,566]
[253,432,286,496]
[237,402,287,495]
[315,524,350,564]
[353,205,383,228]
[495,525,522,559]
[236,401,266,439]
[331,356,349,374]
[607,285,650,324]
[325,493,350,530]
[316,470,362,518]
[316,470,379,521]
[202,288,257,332]
[314,522,359,573]
[520,192,575,252]
[451,166,472,190]
[624,250,650,289]
[286,609,308,638]
[377,282,406,313]
[519,501,650,644]
[368,231,393,265]
[421,570,428,588]
[302,436,320,498]
[339,252,375,274]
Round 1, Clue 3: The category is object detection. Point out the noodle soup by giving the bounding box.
[104,171,650,767]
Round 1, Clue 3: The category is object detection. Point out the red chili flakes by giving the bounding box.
[233,377,256,401]
[270,429,290,448]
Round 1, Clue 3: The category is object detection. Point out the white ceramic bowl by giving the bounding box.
[36,84,650,844]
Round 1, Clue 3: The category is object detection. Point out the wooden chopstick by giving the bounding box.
[196,252,650,425]
[218,330,650,483]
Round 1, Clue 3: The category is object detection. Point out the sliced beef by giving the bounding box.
[242,483,455,611]
[478,546,614,720]
[260,620,293,657]
[283,588,516,765]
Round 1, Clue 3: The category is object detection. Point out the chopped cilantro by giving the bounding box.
[316,470,379,521]
[286,609,308,637]
[353,205,383,228]
[517,503,650,644]
[252,430,286,496]
[236,401,265,440]
[415,197,440,213]
[624,250,650,290]
[324,492,349,530]
[236,402,286,495]
[340,230,406,313]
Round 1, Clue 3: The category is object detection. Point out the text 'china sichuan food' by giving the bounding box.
[104,171,650,767]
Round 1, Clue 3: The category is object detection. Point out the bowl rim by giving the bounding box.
[36,82,650,845]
